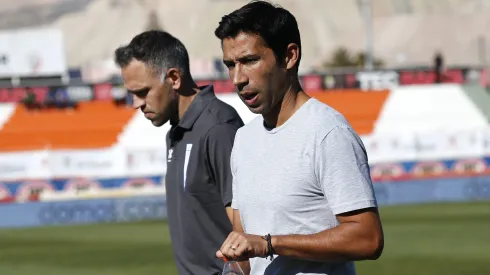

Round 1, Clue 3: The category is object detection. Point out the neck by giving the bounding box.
[172,78,200,124]
[263,79,310,129]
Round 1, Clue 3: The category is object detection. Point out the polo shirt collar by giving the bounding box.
[174,85,216,130]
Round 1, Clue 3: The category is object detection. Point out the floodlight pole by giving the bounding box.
[361,0,374,70]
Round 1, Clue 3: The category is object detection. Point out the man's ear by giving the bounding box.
[166,68,182,90]
[284,43,300,70]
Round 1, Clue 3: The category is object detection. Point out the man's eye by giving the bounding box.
[135,90,149,97]
[245,59,258,64]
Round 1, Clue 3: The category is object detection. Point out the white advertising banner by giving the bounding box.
[363,127,490,164]
[0,150,50,180]
[362,133,418,164]
[48,147,126,178]
[0,28,67,77]
[0,147,166,181]
[482,128,490,156]
[0,127,488,180]
[436,129,488,159]
[125,147,167,177]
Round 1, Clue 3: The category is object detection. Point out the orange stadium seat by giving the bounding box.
[0,102,136,151]
[308,89,390,135]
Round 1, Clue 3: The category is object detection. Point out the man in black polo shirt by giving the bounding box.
[114,30,244,275]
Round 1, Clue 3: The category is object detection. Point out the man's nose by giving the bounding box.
[232,65,248,91]
[132,95,145,109]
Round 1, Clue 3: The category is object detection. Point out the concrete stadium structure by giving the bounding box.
[2,0,490,75]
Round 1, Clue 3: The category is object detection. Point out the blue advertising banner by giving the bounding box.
[0,195,166,228]
[1,176,490,229]
[374,175,490,205]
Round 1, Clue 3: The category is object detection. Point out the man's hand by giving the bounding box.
[216,231,269,261]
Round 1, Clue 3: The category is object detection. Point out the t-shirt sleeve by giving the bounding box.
[230,132,239,210]
[205,123,240,207]
[315,126,377,215]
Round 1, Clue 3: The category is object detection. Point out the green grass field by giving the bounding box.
[1,201,489,275]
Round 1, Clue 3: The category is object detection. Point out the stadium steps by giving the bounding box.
[461,84,490,123]
[308,89,390,135]
[116,94,259,149]
[0,103,16,130]
[117,110,170,149]
[372,84,489,135]
[0,102,136,151]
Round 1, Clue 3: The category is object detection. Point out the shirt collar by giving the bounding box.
[173,85,216,130]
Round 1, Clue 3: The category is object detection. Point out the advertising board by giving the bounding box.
[373,176,490,206]
[0,146,169,181]
[0,195,166,228]
[1,177,489,228]
[0,176,163,201]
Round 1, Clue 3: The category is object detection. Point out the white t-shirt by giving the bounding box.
[231,98,377,275]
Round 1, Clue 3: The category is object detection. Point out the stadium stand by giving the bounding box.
[373,84,489,134]
[309,89,390,135]
[0,103,16,130]
[1,2,490,274]
[461,84,490,122]
[1,85,486,158]
[117,93,259,149]
[0,102,135,151]
[0,0,489,236]
[117,108,170,149]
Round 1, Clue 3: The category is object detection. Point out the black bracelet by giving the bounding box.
[264,234,274,261]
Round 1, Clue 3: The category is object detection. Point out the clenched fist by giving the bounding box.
[216,231,269,261]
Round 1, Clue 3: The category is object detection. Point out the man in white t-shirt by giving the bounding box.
[213,1,384,274]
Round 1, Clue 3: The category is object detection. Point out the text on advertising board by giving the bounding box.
[37,199,167,225]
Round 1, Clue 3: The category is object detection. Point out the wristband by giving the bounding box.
[263,234,274,261]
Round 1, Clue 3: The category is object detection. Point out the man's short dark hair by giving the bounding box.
[214,0,302,69]
[114,30,190,77]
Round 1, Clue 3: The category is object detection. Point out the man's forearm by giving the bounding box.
[271,222,383,262]
[225,206,234,224]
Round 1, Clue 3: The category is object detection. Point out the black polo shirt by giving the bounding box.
[165,85,244,275]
